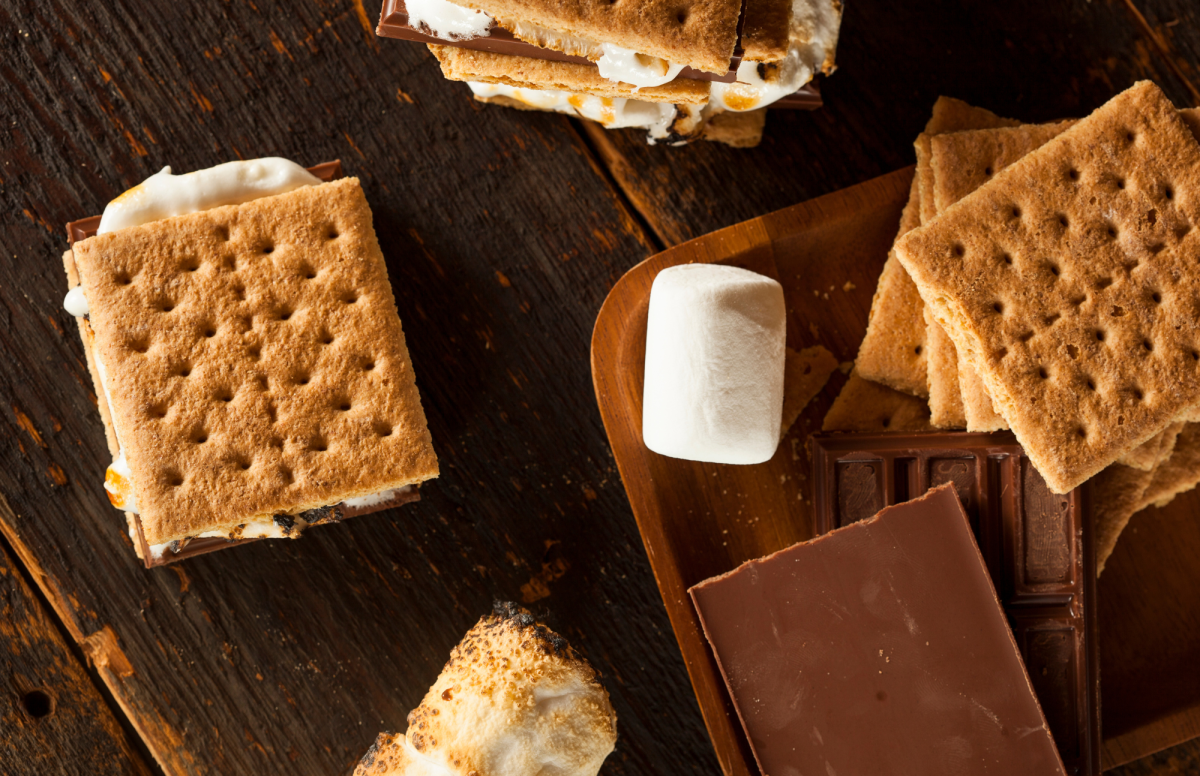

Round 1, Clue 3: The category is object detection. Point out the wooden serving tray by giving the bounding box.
[591,167,1200,775]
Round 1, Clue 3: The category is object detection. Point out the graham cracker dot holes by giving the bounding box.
[1037,366,1049,380]
[341,291,359,305]
[190,427,209,445]
[1066,344,1079,359]
[913,346,922,356]
[952,244,965,258]
[1056,214,1069,229]
[175,364,192,378]
[166,471,185,487]
[1002,253,1013,266]
[1094,329,1107,343]
[374,421,394,438]
[309,435,328,453]
[676,8,688,23]
[1116,178,1127,191]
[992,301,1005,314]
[1142,338,1154,352]
[300,264,317,280]
[984,166,994,177]
[203,325,217,339]
[277,306,293,322]
[1095,277,1113,291]
[113,271,133,287]
[1085,377,1096,391]
[336,398,352,412]
[1009,206,1022,219]
[126,337,150,354]
[1067,168,1079,182]
[1164,185,1174,201]
[1044,312,1061,327]
[182,257,201,273]
[215,225,230,242]
[215,388,234,403]
[148,403,169,419]
[324,225,339,240]
[294,372,311,386]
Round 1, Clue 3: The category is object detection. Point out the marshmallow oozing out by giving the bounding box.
[642,264,786,465]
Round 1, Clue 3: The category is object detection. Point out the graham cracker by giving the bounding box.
[72,178,439,545]
[740,0,792,62]
[702,108,767,148]
[854,174,928,396]
[1137,422,1200,510]
[957,348,1006,431]
[1095,420,1185,572]
[822,369,934,433]
[781,345,837,436]
[931,121,1077,215]
[930,120,1076,432]
[428,45,711,104]
[923,305,966,428]
[1117,419,1182,470]
[896,81,1200,493]
[448,0,742,75]
[915,99,1020,225]
[856,99,1017,400]
[1092,463,1155,574]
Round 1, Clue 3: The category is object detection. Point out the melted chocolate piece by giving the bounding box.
[691,484,1067,776]
[808,430,1098,776]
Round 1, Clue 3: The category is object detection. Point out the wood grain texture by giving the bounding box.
[584,0,1198,247]
[0,0,707,774]
[0,530,155,776]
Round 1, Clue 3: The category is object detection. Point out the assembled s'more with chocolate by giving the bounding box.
[62,158,438,567]
[378,0,841,147]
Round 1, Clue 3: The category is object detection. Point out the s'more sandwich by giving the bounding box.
[354,602,617,776]
[378,0,841,147]
[61,158,438,567]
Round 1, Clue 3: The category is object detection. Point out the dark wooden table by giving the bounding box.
[0,0,1197,774]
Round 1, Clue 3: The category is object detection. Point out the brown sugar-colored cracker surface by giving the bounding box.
[446,0,741,74]
[856,98,1017,402]
[781,345,837,435]
[72,178,439,545]
[1137,421,1200,510]
[930,119,1077,431]
[822,369,933,433]
[428,45,710,103]
[739,0,792,62]
[897,81,1200,493]
[854,175,928,396]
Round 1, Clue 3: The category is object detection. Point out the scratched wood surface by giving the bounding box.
[0,539,155,776]
[0,0,1198,774]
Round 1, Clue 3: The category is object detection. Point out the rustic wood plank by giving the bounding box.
[0,530,156,776]
[1109,738,1200,776]
[0,1,712,775]
[584,0,1198,246]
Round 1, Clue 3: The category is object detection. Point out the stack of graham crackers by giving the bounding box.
[824,81,1200,572]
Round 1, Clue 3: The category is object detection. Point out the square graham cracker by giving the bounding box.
[447,0,741,74]
[931,120,1077,431]
[897,81,1200,493]
[1137,421,1200,511]
[428,45,710,104]
[856,98,1017,401]
[822,369,934,434]
[71,178,439,545]
[854,174,928,397]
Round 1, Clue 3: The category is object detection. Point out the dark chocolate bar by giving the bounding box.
[809,430,1099,776]
[691,484,1067,776]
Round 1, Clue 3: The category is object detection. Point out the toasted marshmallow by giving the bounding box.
[595,43,685,90]
[96,158,320,234]
[354,603,617,776]
[407,0,493,41]
[105,449,139,513]
[468,82,678,139]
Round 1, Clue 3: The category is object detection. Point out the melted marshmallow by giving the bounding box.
[595,43,685,90]
[105,449,139,513]
[406,0,492,40]
[96,158,320,234]
[344,487,408,509]
[468,82,677,139]
[709,54,813,112]
[64,285,89,316]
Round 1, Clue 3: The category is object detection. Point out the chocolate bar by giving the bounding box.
[809,430,1099,776]
[691,484,1067,776]
[376,0,824,109]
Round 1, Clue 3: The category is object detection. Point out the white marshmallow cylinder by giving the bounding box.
[642,264,786,465]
